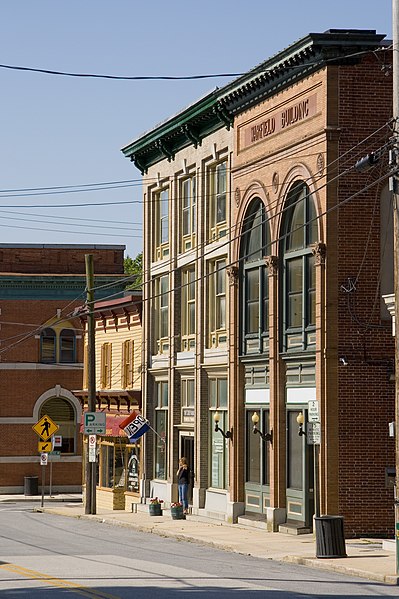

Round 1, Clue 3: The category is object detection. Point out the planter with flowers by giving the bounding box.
[148,497,163,516]
[170,501,185,520]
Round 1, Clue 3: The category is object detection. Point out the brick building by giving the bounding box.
[122,29,395,537]
[0,244,126,494]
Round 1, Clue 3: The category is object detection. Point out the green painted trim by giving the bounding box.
[0,275,125,300]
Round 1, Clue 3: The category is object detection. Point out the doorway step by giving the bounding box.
[278,520,312,535]
[237,513,267,530]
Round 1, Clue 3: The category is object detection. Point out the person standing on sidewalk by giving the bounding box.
[177,457,190,514]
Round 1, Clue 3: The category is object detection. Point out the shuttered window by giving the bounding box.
[40,328,56,363]
[100,343,112,389]
[122,339,134,388]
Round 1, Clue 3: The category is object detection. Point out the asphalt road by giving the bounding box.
[0,502,398,598]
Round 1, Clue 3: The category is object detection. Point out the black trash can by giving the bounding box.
[24,475,39,496]
[315,515,347,558]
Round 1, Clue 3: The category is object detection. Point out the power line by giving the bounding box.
[0,45,390,81]
[0,126,392,354]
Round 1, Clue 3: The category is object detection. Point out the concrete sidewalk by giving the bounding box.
[1,494,398,586]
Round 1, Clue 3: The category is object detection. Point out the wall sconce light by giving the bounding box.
[251,412,273,443]
[296,412,306,437]
[214,411,233,440]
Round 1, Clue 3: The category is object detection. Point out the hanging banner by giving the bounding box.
[119,411,150,443]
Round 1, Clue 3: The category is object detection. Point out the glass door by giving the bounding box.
[286,408,314,527]
[245,408,270,514]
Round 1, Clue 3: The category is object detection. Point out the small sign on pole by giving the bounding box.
[308,400,320,423]
[307,422,321,445]
[84,412,106,435]
[88,434,97,463]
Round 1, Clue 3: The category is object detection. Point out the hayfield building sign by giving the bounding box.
[239,93,318,150]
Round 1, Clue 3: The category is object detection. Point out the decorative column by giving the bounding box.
[226,265,244,521]
[265,255,286,531]
[311,242,333,516]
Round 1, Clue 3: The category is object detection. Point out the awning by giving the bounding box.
[73,389,141,411]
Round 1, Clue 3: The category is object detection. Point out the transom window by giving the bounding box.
[282,182,317,352]
[240,199,271,355]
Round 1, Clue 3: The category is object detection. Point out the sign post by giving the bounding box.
[40,452,48,508]
[307,400,321,519]
[32,415,59,508]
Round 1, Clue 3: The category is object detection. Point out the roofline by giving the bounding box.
[0,244,126,250]
[122,29,388,174]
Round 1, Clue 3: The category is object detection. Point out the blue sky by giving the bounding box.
[0,1,392,258]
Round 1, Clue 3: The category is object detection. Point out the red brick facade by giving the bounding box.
[0,244,125,494]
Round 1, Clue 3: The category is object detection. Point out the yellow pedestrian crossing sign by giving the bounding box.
[38,440,53,453]
[32,415,59,441]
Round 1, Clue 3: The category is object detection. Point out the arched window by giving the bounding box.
[241,199,271,354]
[60,329,76,363]
[282,182,317,352]
[39,397,76,453]
[40,328,56,363]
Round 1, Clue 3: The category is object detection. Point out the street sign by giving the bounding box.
[49,451,61,460]
[40,452,48,466]
[32,414,59,441]
[88,446,97,463]
[307,422,321,445]
[83,411,106,435]
[38,440,52,453]
[88,434,96,448]
[53,435,62,447]
[308,400,320,423]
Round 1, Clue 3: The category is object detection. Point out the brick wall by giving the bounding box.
[336,54,395,536]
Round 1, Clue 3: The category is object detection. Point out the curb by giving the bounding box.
[34,507,399,586]
[282,555,399,586]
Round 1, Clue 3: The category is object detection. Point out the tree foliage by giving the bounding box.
[124,252,142,289]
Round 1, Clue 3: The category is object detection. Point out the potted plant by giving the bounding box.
[148,497,163,516]
[170,501,185,520]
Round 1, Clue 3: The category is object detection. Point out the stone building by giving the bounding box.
[122,29,395,537]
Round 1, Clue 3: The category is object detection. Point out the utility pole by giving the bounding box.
[85,254,96,515]
[393,0,399,575]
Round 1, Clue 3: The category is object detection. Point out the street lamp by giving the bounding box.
[296,411,306,436]
[251,412,273,443]
[214,411,233,440]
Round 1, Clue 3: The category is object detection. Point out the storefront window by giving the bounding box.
[126,445,140,493]
[154,380,168,480]
[100,443,114,489]
[209,377,228,489]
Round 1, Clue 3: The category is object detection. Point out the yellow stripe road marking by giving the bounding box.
[0,563,121,599]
